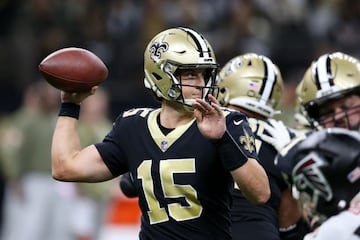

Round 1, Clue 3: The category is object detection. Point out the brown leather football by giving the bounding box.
[38,47,108,92]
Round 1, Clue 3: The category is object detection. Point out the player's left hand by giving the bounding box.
[192,94,225,139]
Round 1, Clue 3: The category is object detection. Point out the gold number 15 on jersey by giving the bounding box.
[138,158,203,224]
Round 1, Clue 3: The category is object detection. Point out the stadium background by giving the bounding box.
[0,0,359,127]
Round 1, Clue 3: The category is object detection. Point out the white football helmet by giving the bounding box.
[217,53,284,118]
[144,27,218,106]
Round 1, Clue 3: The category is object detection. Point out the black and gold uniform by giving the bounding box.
[230,117,291,240]
[95,107,257,240]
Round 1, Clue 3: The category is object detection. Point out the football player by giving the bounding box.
[217,53,308,240]
[296,52,360,132]
[280,128,360,240]
[272,52,360,237]
[50,27,270,240]
[275,52,360,173]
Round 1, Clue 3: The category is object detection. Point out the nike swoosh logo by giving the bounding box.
[233,119,243,125]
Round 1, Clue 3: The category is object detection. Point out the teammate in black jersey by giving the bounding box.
[217,53,307,240]
[50,27,270,240]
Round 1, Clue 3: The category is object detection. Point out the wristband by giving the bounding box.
[215,130,249,171]
[58,102,80,119]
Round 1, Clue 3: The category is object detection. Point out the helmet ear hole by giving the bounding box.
[153,72,162,81]
[217,87,229,106]
[168,86,181,99]
[304,102,320,120]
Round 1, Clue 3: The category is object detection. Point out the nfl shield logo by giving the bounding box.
[160,140,169,151]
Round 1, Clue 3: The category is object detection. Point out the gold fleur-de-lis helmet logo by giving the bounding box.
[239,128,255,153]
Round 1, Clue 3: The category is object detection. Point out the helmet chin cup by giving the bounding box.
[183,98,196,106]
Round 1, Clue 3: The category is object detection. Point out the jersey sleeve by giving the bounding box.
[95,114,128,177]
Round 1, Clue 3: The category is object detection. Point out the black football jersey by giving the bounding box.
[230,117,294,240]
[95,107,258,240]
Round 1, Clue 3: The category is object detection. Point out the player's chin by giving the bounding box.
[184,98,196,106]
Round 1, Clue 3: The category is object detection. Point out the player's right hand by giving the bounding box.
[61,86,97,104]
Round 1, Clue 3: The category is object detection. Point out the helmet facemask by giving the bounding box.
[173,66,219,107]
[303,87,360,130]
[298,191,328,230]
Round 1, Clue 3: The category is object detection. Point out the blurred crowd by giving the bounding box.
[0,81,125,240]
[0,0,359,120]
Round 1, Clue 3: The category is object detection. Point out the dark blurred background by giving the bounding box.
[0,0,359,121]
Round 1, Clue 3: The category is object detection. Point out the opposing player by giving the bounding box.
[51,27,270,240]
[274,52,360,174]
[279,128,360,240]
[217,53,307,240]
[272,52,360,238]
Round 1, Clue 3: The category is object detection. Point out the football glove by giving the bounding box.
[261,119,292,152]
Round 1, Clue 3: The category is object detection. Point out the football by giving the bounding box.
[38,47,108,92]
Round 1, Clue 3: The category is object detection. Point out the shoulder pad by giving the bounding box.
[122,108,155,118]
[221,107,237,117]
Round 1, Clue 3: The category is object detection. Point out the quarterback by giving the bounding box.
[51,27,270,240]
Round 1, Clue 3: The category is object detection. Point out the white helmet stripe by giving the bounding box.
[179,27,211,59]
[259,57,276,104]
[314,54,333,92]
